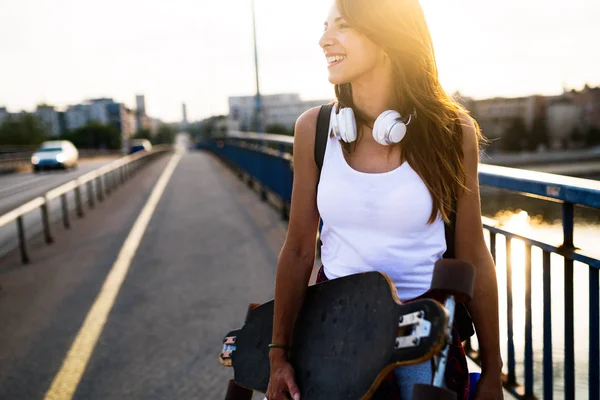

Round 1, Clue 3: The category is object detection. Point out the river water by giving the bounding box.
[474,190,599,399]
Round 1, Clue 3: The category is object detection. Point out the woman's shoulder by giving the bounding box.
[456,111,480,154]
[295,106,325,136]
[293,105,330,149]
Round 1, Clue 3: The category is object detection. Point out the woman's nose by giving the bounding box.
[319,29,335,50]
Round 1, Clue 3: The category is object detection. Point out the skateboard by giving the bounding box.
[220,259,475,400]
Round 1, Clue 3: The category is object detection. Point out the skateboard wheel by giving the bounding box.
[245,303,260,323]
[430,259,476,302]
[411,383,457,400]
[225,379,253,400]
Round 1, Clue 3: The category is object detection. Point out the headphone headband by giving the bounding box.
[331,104,416,145]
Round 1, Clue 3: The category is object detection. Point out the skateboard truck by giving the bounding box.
[220,336,237,366]
[395,310,432,349]
[411,259,476,400]
[431,295,456,387]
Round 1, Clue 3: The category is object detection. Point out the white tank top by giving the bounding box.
[317,114,447,301]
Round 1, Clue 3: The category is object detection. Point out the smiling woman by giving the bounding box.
[266,1,503,400]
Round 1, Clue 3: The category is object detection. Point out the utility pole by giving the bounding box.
[251,0,263,133]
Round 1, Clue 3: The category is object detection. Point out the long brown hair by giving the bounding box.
[335,0,484,224]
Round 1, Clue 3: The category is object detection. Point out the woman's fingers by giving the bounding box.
[284,375,300,400]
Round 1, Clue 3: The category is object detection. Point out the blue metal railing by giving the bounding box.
[198,133,600,400]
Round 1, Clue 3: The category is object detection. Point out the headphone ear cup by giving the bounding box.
[339,108,348,142]
[344,108,357,142]
[339,107,357,142]
[388,120,407,143]
[331,105,341,139]
[373,110,401,145]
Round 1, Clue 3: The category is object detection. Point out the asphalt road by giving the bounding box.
[0,151,295,399]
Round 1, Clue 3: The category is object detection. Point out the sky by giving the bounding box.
[0,0,598,123]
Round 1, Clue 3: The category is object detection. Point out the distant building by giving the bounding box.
[182,103,188,128]
[57,111,67,135]
[135,95,148,133]
[106,103,136,151]
[35,105,61,136]
[88,98,114,125]
[227,93,333,133]
[567,84,600,131]
[547,98,582,149]
[150,118,161,136]
[0,107,9,126]
[470,95,546,140]
[136,95,146,114]
[65,104,90,131]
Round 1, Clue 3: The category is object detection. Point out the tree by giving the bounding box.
[153,124,177,145]
[500,118,527,152]
[586,126,600,147]
[188,116,228,141]
[266,124,293,136]
[0,113,48,146]
[61,121,121,149]
[133,129,152,141]
[570,127,585,148]
[527,116,548,151]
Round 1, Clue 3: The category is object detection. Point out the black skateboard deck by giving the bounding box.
[220,271,449,399]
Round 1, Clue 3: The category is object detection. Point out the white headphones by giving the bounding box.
[330,103,416,146]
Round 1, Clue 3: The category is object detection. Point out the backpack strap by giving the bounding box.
[444,196,476,339]
[443,197,457,259]
[315,104,334,249]
[314,104,334,183]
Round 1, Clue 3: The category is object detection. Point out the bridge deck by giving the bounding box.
[0,152,295,399]
[0,150,499,399]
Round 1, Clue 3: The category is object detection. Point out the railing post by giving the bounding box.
[259,140,268,201]
[524,245,533,397]
[280,203,289,221]
[562,202,575,400]
[41,202,53,244]
[542,251,553,400]
[75,186,84,218]
[16,216,29,264]
[87,181,95,209]
[60,193,70,229]
[590,265,600,400]
[505,239,516,386]
[96,177,104,202]
[105,172,112,195]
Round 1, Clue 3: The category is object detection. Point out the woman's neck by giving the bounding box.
[350,64,395,123]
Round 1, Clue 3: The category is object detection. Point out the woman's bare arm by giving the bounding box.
[454,115,503,375]
[270,106,323,361]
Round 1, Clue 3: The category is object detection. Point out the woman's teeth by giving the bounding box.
[327,55,346,64]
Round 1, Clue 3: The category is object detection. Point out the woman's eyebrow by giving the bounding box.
[324,17,345,28]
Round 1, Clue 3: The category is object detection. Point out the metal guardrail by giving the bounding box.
[475,164,600,400]
[0,146,172,263]
[198,132,599,400]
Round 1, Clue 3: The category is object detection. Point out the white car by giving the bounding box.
[128,139,153,154]
[31,140,79,172]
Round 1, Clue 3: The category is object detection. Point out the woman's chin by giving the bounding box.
[327,73,351,85]
[329,76,350,85]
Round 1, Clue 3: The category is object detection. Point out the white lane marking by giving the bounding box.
[44,153,182,400]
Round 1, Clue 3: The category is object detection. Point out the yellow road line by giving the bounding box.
[44,153,182,400]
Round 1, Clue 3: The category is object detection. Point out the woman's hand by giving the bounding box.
[266,354,301,400]
[473,372,504,400]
